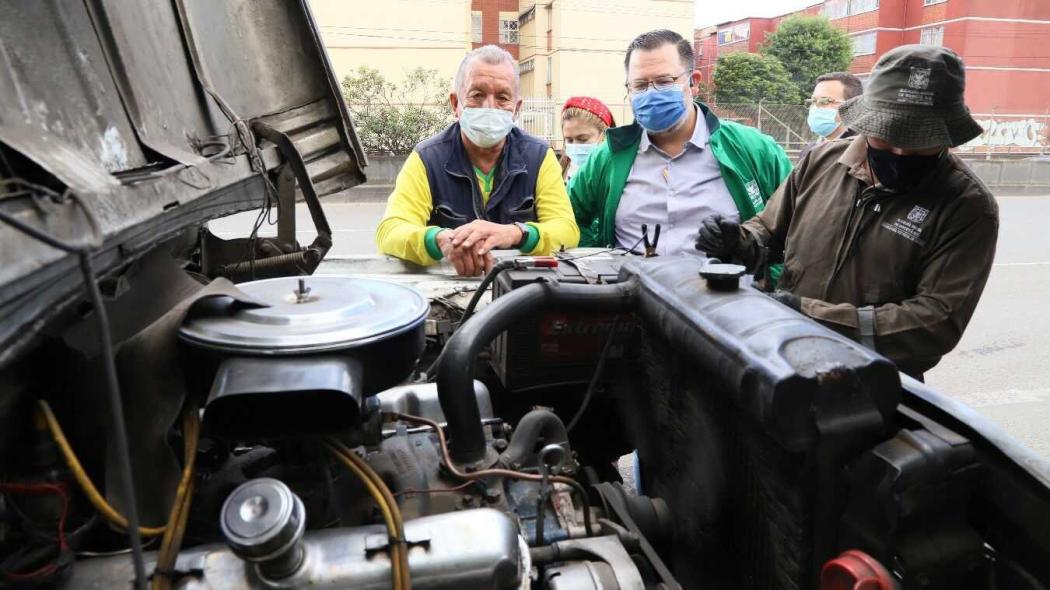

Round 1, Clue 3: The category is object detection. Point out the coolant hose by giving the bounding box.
[437,280,637,464]
[499,408,569,470]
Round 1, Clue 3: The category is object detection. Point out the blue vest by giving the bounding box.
[417,122,548,229]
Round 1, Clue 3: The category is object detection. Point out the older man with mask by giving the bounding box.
[377,45,579,276]
[696,46,998,379]
[569,30,791,257]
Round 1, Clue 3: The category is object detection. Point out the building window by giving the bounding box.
[500,19,518,44]
[920,25,944,46]
[923,0,947,5]
[850,0,879,14]
[471,12,482,44]
[852,32,877,56]
[717,23,750,46]
[824,0,848,19]
[825,0,879,18]
[546,57,552,84]
[519,58,534,75]
[520,7,535,25]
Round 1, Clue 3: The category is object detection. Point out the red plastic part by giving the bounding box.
[530,257,559,268]
[821,550,897,590]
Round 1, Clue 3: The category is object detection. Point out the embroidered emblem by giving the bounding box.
[898,67,935,105]
[908,67,931,90]
[906,206,930,224]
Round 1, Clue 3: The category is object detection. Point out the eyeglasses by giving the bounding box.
[625,72,689,95]
[805,97,841,107]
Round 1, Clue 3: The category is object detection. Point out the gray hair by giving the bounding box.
[453,45,520,98]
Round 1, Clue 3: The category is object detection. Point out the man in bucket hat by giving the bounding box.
[694,45,998,379]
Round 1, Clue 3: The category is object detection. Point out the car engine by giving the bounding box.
[3,271,673,590]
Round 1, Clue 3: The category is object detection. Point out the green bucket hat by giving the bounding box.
[838,45,984,149]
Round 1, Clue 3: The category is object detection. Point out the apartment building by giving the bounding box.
[517,0,694,120]
[698,0,1050,114]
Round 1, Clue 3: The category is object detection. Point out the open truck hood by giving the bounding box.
[0,0,366,365]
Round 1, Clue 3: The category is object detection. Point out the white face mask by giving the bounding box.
[459,107,515,148]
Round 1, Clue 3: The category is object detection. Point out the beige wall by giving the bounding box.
[309,0,471,90]
[554,0,694,118]
[516,0,693,126]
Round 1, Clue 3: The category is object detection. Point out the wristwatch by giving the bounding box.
[513,222,530,249]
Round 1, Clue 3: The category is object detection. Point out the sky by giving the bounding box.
[695,0,820,28]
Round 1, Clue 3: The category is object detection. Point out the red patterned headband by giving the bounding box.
[562,96,615,127]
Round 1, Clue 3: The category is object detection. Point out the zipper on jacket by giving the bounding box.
[825,184,885,298]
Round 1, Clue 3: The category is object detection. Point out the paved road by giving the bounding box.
[208,195,1050,457]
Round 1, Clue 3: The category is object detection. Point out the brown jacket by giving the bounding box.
[736,135,999,377]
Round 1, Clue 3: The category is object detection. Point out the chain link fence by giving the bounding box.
[345,100,1050,160]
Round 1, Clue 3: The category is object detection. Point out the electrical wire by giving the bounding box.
[151,404,201,590]
[0,191,149,590]
[0,481,70,583]
[325,441,411,590]
[37,401,165,537]
[566,315,621,433]
[458,259,515,326]
[392,413,595,538]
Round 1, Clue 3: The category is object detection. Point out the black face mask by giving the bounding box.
[866,142,944,192]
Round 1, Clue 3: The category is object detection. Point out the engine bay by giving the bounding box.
[4,250,1050,590]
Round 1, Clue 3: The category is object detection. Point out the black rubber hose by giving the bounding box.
[437,280,637,464]
[500,409,569,470]
[460,260,515,326]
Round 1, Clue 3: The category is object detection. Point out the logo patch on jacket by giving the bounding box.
[906,206,930,224]
[745,180,763,209]
[883,205,931,245]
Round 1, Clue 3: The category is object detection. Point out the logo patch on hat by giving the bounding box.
[898,67,935,106]
[906,205,930,224]
[907,67,932,90]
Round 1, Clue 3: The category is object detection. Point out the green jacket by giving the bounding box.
[568,102,793,249]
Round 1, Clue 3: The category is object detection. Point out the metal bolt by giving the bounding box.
[484,488,502,504]
[492,439,508,452]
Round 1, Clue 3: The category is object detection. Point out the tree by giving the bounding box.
[712,53,801,104]
[762,15,854,101]
[341,66,453,154]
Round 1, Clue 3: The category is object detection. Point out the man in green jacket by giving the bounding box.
[569,29,792,256]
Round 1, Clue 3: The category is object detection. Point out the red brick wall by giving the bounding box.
[966,70,1050,113]
[964,0,1050,20]
[829,9,880,34]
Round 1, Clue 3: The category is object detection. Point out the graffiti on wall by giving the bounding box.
[970,118,1048,148]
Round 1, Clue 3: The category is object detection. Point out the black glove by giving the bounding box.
[695,215,740,260]
[767,290,802,313]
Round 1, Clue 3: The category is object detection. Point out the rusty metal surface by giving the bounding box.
[0,0,366,364]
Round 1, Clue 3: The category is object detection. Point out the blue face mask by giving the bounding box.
[808,106,840,138]
[565,143,597,168]
[631,86,687,133]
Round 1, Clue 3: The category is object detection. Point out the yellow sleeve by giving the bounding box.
[527,149,580,255]
[375,152,443,266]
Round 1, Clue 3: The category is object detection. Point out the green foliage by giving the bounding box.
[341,66,453,154]
[762,15,854,100]
[712,52,801,104]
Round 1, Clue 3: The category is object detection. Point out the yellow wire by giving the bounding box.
[327,440,411,588]
[37,400,167,537]
[325,442,408,590]
[331,438,409,583]
[329,438,411,583]
[152,404,200,590]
